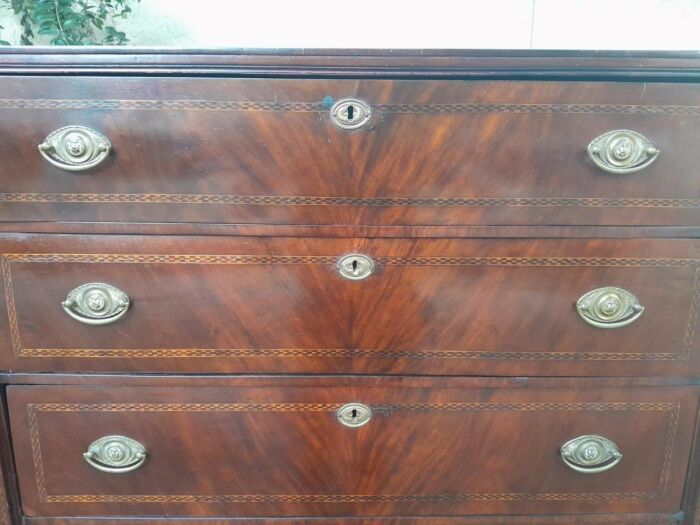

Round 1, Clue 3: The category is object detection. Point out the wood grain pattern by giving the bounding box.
[2,222,700,239]
[2,50,700,525]
[21,514,685,525]
[0,234,698,376]
[7,382,697,518]
[685,400,700,525]
[2,48,700,81]
[1,374,696,388]
[0,469,7,524]
[0,402,9,525]
[1,77,700,228]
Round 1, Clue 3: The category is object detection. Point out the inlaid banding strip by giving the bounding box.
[17,347,687,361]
[2,192,700,209]
[37,492,656,503]
[4,253,696,267]
[2,98,700,115]
[27,401,681,412]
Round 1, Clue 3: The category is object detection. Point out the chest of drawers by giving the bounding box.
[1,49,700,525]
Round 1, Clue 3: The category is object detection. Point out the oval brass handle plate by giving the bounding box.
[587,129,659,174]
[62,282,131,325]
[84,435,147,474]
[561,435,622,474]
[330,98,371,130]
[576,286,644,329]
[337,403,372,428]
[39,125,111,171]
[336,253,375,281]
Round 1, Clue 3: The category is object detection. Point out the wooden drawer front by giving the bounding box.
[1,77,699,228]
[1,235,699,376]
[8,382,698,518]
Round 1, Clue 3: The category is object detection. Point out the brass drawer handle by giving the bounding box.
[330,98,371,130]
[576,287,644,329]
[39,125,111,171]
[587,130,659,174]
[337,403,372,428]
[84,435,146,474]
[336,253,375,281]
[561,435,622,474]
[62,283,130,325]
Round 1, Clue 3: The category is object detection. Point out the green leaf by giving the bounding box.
[62,18,79,29]
[2,0,137,46]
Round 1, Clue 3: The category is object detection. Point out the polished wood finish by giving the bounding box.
[3,375,697,388]
[2,77,700,228]
[8,381,698,518]
[0,422,9,525]
[3,222,700,239]
[1,49,700,525]
[0,234,698,376]
[13,511,691,523]
[1,48,700,81]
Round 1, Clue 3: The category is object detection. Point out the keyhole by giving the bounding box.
[337,254,374,281]
[337,403,372,427]
[346,104,355,121]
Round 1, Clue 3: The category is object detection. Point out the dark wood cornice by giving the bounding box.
[1,48,700,80]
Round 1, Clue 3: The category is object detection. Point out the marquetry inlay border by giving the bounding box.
[2,100,699,211]
[26,401,680,504]
[2,193,700,209]
[2,99,700,115]
[2,254,698,362]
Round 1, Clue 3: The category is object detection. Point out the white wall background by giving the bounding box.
[1,0,700,49]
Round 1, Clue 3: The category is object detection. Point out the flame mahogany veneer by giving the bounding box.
[1,50,700,524]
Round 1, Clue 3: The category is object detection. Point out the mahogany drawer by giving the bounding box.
[0,234,699,376]
[1,77,700,228]
[7,380,698,518]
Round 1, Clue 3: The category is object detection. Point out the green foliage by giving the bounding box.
[0,0,139,45]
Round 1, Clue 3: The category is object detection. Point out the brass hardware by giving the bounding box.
[84,435,146,473]
[560,435,622,474]
[336,254,375,281]
[39,126,111,171]
[337,403,372,428]
[330,98,371,130]
[587,130,659,174]
[62,283,130,325]
[576,286,644,329]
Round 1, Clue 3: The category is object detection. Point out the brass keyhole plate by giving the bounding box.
[337,403,373,428]
[336,253,375,281]
[330,98,371,130]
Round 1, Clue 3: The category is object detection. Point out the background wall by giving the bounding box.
[1,0,699,49]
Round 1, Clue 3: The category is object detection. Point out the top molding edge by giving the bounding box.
[2,48,700,80]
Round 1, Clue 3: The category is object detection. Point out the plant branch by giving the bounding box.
[53,0,66,42]
[0,0,137,45]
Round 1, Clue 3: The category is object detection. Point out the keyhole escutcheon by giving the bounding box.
[337,403,373,428]
[337,253,375,281]
[330,98,371,130]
